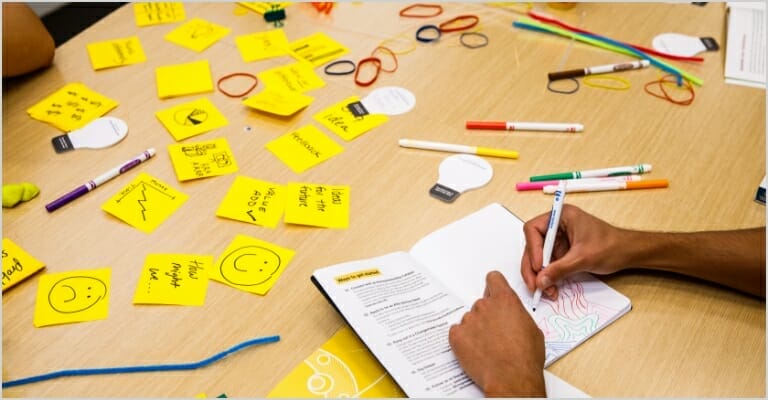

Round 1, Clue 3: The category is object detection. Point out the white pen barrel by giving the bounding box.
[399,139,475,154]
[506,122,583,132]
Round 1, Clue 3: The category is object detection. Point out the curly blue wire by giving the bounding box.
[2,334,280,388]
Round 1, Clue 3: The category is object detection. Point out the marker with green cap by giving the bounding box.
[530,164,652,182]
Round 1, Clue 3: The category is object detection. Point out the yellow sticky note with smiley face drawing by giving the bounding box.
[235,29,290,62]
[284,183,350,229]
[101,172,189,233]
[34,268,111,327]
[86,36,147,70]
[165,18,231,52]
[257,62,325,93]
[211,235,295,295]
[168,137,239,181]
[313,96,389,141]
[133,254,211,306]
[216,176,285,228]
[265,125,344,173]
[2,238,46,291]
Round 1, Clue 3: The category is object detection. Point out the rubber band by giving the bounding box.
[2,335,280,388]
[644,74,695,105]
[217,72,258,98]
[354,57,382,87]
[583,75,631,91]
[399,3,443,18]
[547,78,580,94]
[459,32,489,49]
[370,46,398,72]
[416,25,441,43]
[438,15,479,33]
[379,34,417,55]
[324,59,356,75]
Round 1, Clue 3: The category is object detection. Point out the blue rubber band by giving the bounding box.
[416,25,441,43]
[2,334,280,388]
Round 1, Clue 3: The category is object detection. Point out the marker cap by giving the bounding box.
[466,121,507,130]
[476,147,519,159]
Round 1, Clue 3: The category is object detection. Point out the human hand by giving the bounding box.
[521,204,631,300]
[448,271,546,397]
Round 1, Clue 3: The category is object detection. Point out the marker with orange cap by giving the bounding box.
[543,179,669,193]
[466,120,583,133]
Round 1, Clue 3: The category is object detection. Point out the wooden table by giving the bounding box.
[3,2,764,397]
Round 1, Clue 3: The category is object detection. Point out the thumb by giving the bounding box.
[536,252,582,290]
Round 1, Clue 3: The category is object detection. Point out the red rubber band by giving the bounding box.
[438,14,479,33]
[643,75,695,105]
[399,4,443,18]
[217,72,258,98]
[354,57,382,87]
[370,46,398,73]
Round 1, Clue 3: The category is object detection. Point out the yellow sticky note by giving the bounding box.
[26,82,119,132]
[133,254,211,306]
[284,183,350,228]
[242,88,313,116]
[288,32,350,67]
[165,18,231,52]
[238,2,292,14]
[267,326,405,398]
[235,29,290,62]
[216,176,285,228]
[34,268,111,327]
[211,235,295,295]
[168,137,239,181]
[258,62,325,93]
[156,97,229,141]
[265,125,344,173]
[101,172,189,234]
[314,96,389,141]
[2,238,46,291]
[134,2,186,26]
[156,60,214,99]
[86,36,146,70]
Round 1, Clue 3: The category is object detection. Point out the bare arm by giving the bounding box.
[2,3,55,77]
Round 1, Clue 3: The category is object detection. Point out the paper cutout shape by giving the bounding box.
[133,254,211,306]
[101,172,189,233]
[86,36,147,70]
[235,29,290,62]
[168,137,239,181]
[211,234,295,295]
[288,32,350,67]
[134,2,186,26]
[268,326,405,398]
[241,88,314,116]
[165,18,231,52]
[238,2,292,14]
[156,60,214,99]
[2,238,46,291]
[313,96,389,141]
[265,125,344,173]
[216,176,285,228]
[258,62,325,93]
[27,82,119,132]
[156,97,229,141]
[34,268,111,327]
[284,183,350,228]
[52,116,128,153]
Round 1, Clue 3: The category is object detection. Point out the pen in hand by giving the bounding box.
[531,181,566,311]
[45,148,156,212]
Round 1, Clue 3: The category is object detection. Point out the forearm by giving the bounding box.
[621,227,766,297]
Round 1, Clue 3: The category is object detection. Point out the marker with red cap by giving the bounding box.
[466,120,583,133]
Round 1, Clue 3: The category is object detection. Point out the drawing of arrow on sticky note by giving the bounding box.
[101,172,188,233]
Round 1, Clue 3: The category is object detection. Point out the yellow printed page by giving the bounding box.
[165,18,231,52]
[241,87,313,116]
[216,176,285,228]
[235,29,290,62]
[156,97,229,141]
[86,36,146,70]
[210,235,295,295]
[168,137,239,181]
[2,238,46,291]
[101,172,189,233]
[265,125,344,173]
[26,82,119,132]
[134,2,186,26]
[257,62,325,93]
[313,96,389,141]
[155,60,214,99]
[34,268,111,327]
[284,183,350,228]
[133,254,211,306]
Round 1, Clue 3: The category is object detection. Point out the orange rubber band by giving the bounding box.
[355,57,382,87]
[399,3,443,18]
[644,75,695,105]
[370,46,398,73]
[217,72,258,98]
[438,14,479,33]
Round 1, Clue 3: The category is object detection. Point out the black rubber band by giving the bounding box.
[547,77,580,94]
[459,32,488,49]
[324,59,356,76]
[416,25,441,43]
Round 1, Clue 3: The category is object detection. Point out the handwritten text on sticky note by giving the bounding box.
[2,238,45,291]
[26,82,119,132]
[242,88,314,116]
[258,62,325,93]
[265,125,344,173]
[216,176,285,228]
[86,36,147,70]
[235,29,290,62]
[101,172,189,233]
[165,18,231,52]
[133,254,211,306]
[134,2,186,26]
[314,96,389,141]
[288,32,349,67]
[211,235,295,295]
[34,268,111,327]
[284,183,350,228]
[168,137,239,181]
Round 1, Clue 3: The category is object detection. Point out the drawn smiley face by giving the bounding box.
[47,276,108,313]
[219,246,282,286]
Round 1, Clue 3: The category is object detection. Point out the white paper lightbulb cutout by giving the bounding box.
[430,154,493,203]
[52,117,128,153]
[652,33,719,57]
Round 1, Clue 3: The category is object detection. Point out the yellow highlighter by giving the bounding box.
[398,138,519,159]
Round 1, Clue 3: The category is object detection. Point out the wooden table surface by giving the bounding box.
[2,2,764,397]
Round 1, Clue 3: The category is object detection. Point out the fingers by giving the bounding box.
[521,213,549,291]
[485,271,513,298]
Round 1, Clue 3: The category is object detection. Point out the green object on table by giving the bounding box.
[2,183,40,208]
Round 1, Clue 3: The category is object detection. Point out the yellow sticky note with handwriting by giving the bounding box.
[216,176,285,228]
[314,96,389,141]
[242,88,313,116]
[258,62,325,93]
[168,137,239,181]
[156,60,214,99]
[86,36,146,70]
[134,2,186,26]
[133,254,211,306]
[267,326,405,398]
[2,238,46,291]
[235,29,290,62]
[288,32,349,67]
[165,18,231,52]
[211,235,295,295]
[265,125,344,173]
[34,268,111,327]
[284,183,350,228]
[156,97,229,141]
[26,82,119,132]
[101,172,189,234]
[238,2,292,14]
